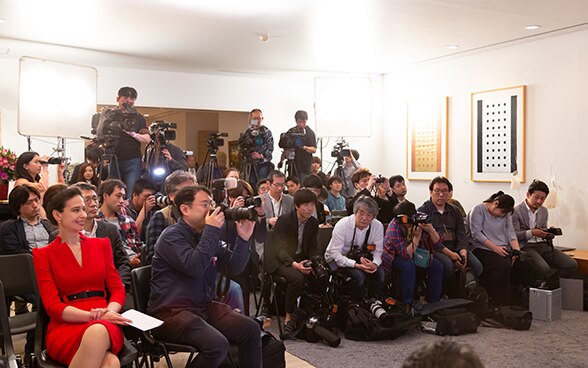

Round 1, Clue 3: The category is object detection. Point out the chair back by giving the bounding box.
[0,254,39,297]
[0,280,18,365]
[317,227,334,257]
[131,266,152,313]
[262,230,274,273]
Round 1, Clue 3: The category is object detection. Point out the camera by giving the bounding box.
[303,255,328,279]
[40,157,67,165]
[505,247,521,258]
[375,175,386,184]
[91,104,143,150]
[330,140,349,164]
[546,227,563,236]
[149,120,177,145]
[367,298,395,327]
[346,243,375,263]
[278,127,306,150]
[211,204,258,222]
[243,195,262,207]
[207,132,228,154]
[397,211,430,226]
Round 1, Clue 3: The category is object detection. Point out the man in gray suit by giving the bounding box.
[263,170,294,229]
[512,180,577,279]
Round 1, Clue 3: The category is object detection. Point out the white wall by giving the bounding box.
[383,29,588,250]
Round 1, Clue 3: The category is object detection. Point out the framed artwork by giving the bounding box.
[471,85,525,182]
[228,140,241,168]
[406,97,448,180]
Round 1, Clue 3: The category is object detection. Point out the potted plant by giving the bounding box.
[0,146,18,200]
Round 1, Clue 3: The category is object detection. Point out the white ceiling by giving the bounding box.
[1,0,588,75]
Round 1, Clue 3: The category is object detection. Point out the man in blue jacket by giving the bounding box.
[148,185,261,368]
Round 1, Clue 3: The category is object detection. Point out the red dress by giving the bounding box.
[33,234,126,365]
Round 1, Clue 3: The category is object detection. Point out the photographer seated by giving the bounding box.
[512,180,577,280]
[418,177,482,297]
[301,174,329,226]
[467,191,534,306]
[325,196,385,302]
[266,189,324,338]
[382,201,443,307]
[148,186,261,368]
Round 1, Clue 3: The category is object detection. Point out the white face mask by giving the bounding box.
[249,119,260,126]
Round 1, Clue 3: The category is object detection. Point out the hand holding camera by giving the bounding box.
[294,261,312,275]
[235,218,256,242]
[206,206,225,228]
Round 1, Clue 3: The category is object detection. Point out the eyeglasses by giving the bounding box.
[272,182,285,187]
[432,189,449,194]
[199,200,216,209]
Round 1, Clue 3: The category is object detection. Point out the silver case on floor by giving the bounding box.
[529,287,562,322]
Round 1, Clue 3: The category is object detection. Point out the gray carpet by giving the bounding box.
[272,310,588,368]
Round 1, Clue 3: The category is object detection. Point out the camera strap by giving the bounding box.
[349,225,372,255]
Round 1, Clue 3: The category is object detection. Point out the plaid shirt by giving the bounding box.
[97,210,142,257]
[382,219,441,273]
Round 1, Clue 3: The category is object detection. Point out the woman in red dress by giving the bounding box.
[33,187,131,367]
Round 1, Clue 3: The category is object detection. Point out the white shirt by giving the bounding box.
[269,194,283,218]
[524,200,540,243]
[82,219,99,238]
[325,215,384,268]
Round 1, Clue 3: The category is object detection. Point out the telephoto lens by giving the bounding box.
[369,299,395,327]
[223,206,258,221]
[243,195,262,207]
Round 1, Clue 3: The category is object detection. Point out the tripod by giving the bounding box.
[98,149,120,181]
[242,159,259,186]
[202,149,221,189]
[327,159,348,193]
[283,149,299,179]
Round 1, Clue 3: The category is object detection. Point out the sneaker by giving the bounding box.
[281,319,298,340]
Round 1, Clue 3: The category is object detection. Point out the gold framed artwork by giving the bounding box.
[471,85,525,183]
[406,97,448,181]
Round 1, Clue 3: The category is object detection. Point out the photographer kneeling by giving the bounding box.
[266,189,325,339]
[382,201,443,307]
[325,196,385,302]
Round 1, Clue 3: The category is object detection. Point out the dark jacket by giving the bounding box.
[346,188,398,224]
[48,221,132,291]
[0,218,53,255]
[266,211,319,274]
[418,199,469,252]
[148,219,250,315]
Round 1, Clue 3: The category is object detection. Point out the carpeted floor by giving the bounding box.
[274,310,588,368]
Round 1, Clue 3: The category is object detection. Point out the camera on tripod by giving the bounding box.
[279,127,306,150]
[91,104,142,150]
[149,121,177,144]
[207,132,228,154]
[330,140,350,165]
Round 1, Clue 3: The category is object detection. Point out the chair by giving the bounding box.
[34,299,138,368]
[0,254,38,368]
[1,281,21,368]
[131,266,197,368]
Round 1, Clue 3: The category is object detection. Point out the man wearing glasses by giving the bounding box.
[149,185,261,367]
[325,196,385,301]
[263,170,294,229]
[418,176,482,297]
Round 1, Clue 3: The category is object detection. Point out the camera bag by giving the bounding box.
[221,330,285,368]
[344,303,420,341]
[428,308,480,336]
[413,238,434,269]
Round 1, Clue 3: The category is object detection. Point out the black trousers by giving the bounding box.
[273,264,305,314]
[154,301,261,368]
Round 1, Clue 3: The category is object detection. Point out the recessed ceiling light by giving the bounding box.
[259,34,269,42]
[143,114,150,117]
[0,18,7,24]
[445,45,459,50]
[525,25,541,30]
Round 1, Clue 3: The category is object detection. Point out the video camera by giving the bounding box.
[91,103,143,150]
[207,132,228,154]
[330,140,350,165]
[149,120,177,145]
[278,127,306,150]
[396,211,430,226]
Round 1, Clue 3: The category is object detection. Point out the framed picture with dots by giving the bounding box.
[406,97,448,180]
[471,85,525,182]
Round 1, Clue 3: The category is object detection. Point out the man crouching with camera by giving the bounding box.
[267,188,325,339]
[325,196,385,302]
[148,185,261,368]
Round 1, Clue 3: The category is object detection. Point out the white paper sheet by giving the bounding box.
[121,309,164,331]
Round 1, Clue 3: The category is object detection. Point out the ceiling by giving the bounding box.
[1,0,588,76]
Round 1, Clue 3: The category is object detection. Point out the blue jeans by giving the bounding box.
[219,280,245,313]
[391,257,443,305]
[338,267,385,301]
[434,250,483,297]
[118,157,142,192]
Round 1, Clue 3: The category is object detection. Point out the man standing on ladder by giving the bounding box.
[239,108,274,187]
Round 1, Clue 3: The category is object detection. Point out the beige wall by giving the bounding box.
[217,111,249,161]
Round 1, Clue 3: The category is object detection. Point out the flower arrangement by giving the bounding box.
[0,147,18,182]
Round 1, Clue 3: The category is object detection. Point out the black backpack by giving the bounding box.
[482,305,533,331]
[426,307,480,336]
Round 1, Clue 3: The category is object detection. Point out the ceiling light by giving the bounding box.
[445,45,459,50]
[143,114,150,117]
[525,25,541,30]
[0,18,6,24]
[259,34,269,42]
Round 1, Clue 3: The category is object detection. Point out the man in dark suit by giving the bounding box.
[70,182,132,303]
[0,185,52,255]
[267,189,322,338]
[512,180,577,279]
